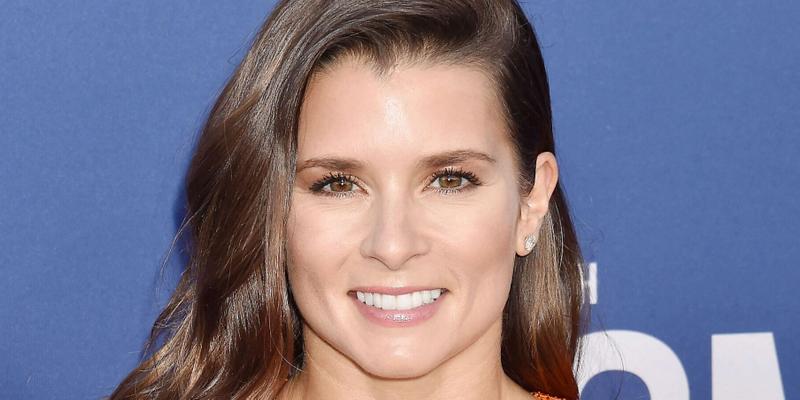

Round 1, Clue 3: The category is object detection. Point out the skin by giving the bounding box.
[282,56,559,400]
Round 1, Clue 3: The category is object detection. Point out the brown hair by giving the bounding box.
[110,0,588,399]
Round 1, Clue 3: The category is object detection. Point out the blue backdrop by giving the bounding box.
[1,1,797,399]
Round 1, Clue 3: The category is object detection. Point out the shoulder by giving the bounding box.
[531,391,566,400]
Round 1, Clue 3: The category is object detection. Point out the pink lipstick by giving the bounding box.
[348,288,448,328]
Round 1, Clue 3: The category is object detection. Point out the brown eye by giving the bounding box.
[330,177,353,192]
[437,175,463,189]
[428,167,482,195]
[308,172,361,198]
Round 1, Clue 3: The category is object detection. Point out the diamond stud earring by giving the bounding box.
[524,234,537,252]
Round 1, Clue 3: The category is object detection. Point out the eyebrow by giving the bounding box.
[296,149,496,173]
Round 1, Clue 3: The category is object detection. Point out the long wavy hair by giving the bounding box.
[110,0,588,399]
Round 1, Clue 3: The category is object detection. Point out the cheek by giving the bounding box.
[440,185,518,267]
[442,189,519,325]
[285,203,350,312]
[455,193,517,253]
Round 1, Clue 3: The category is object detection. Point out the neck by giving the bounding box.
[278,318,528,400]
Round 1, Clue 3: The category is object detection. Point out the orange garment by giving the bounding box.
[532,391,564,400]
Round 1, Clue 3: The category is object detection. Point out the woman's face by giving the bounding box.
[287,58,542,379]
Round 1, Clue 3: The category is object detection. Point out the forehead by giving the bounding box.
[297,59,509,162]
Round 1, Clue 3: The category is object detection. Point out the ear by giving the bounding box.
[516,151,559,256]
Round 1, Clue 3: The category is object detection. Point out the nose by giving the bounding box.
[359,190,429,270]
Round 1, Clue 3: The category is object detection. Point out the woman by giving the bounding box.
[110,0,587,399]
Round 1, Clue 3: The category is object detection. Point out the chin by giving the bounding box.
[361,360,437,380]
[355,350,442,379]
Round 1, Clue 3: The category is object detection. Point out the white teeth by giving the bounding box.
[421,290,431,304]
[382,294,396,310]
[411,291,422,308]
[396,293,412,310]
[365,292,374,306]
[355,289,445,310]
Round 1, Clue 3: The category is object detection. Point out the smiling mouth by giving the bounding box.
[348,288,448,311]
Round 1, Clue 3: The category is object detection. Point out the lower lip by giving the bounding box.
[349,291,447,328]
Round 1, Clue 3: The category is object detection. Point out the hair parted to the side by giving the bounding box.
[109,1,588,399]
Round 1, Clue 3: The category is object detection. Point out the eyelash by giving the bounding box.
[308,167,483,199]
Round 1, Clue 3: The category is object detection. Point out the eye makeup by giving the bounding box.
[307,166,483,198]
